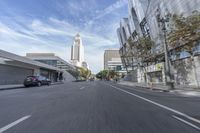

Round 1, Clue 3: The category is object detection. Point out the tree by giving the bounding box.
[128,37,154,82]
[77,67,91,80]
[96,70,119,80]
[128,37,154,64]
[96,70,108,79]
[168,11,200,52]
[108,70,119,79]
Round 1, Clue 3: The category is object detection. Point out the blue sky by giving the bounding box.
[0,0,128,73]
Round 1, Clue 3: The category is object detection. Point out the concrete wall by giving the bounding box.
[63,71,76,82]
[124,70,138,82]
[130,56,200,87]
[172,56,200,87]
[0,64,33,85]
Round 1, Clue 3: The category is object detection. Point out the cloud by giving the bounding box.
[95,0,128,19]
[86,0,128,27]
[0,0,128,73]
[0,17,119,73]
[83,0,128,48]
[55,0,98,23]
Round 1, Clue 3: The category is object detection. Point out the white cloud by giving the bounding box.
[96,0,127,19]
[0,0,128,73]
[0,18,118,73]
[55,0,97,19]
[86,0,127,26]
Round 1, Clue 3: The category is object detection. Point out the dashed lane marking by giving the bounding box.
[0,115,31,133]
[80,87,85,90]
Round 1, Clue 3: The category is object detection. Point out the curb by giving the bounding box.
[118,82,200,97]
[119,82,200,93]
[119,82,170,92]
[0,82,64,91]
[135,85,170,92]
[0,86,25,91]
[51,82,64,85]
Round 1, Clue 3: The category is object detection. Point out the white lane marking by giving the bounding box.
[172,115,200,131]
[80,87,85,90]
[108,84,200,125]
[0,115,31,133]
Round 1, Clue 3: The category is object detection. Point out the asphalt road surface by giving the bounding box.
[0,81,200,133]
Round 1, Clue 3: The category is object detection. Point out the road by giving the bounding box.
[0,81,200,133]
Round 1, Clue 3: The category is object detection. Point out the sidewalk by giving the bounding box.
[118,80,200,97]
[0,82,64,91]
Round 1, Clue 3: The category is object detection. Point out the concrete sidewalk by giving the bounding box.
[118,80,200,97]
[0,82,64,91]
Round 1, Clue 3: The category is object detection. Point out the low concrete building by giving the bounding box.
[0,49,64,85]
[104,50,126,74]
[26,53,75,71]
[26,53,76,81]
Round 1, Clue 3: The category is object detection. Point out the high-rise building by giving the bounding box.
[117,0,200,85]
[71,34,88,69]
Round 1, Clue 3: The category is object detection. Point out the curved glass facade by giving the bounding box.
[117,0,200,85]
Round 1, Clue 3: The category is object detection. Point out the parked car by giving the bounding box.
[24,76,51,87]
[89,77,95,81]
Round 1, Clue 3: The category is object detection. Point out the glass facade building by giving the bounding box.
[117,0,200,86]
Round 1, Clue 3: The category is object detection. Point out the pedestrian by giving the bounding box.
[115,78,118,83]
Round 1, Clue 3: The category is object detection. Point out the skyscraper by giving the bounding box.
[71,33,87,68]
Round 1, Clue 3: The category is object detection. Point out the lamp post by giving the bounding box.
[156,9,174,89]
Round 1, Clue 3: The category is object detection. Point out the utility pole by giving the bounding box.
[156,9,174,89]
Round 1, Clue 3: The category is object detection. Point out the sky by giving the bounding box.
[0,0,128,73]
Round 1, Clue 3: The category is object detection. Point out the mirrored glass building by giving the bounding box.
[117,0,200,87]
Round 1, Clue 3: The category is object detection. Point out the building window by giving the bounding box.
[180,51,191,59]
[193,42,200,56]
[122,27,127,41]
[140,18,150,37]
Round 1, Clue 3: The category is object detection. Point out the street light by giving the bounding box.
[156,9,174,89]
